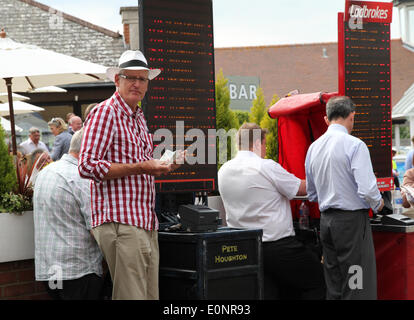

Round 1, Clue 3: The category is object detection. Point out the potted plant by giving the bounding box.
[0,124,17,207]
[0,124,50,262]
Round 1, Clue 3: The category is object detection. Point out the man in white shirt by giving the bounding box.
[19,127,49,155]
[218,122,325,300]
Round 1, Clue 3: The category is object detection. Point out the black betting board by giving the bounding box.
[343,20,392,182]
[139,0,217,193]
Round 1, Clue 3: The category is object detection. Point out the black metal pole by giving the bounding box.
[5,78,17,156]
[5,77,21,192]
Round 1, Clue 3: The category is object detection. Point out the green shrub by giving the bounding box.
[0,192,32,215]
[234,110,250,128]
[0,124,17,195]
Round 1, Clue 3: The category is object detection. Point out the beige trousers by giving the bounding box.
[91,222,159,300]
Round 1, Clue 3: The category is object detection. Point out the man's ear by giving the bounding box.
[114,74,120,87]
[324,116,330,126]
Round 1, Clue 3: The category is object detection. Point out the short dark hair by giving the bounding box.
[236,122,268,151]
[326,96,356,121]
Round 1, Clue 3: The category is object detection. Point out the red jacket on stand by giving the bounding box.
[268,92,338,219]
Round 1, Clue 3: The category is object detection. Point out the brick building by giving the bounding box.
[0,0,139,122]
[214,40,414,110]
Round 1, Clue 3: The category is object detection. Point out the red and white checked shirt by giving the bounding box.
[78,91,158,230]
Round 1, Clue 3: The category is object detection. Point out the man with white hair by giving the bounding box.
[78,50,184,300]
[34,129,103,300]
[68,116,83,134]
[19,127,49,155]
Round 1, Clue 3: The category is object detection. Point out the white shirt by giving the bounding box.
[19,138,49,155]
[305,124,382,213]
[218,150,301,242]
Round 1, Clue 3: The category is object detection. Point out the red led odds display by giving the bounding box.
[139,0,217,193]
[339,0,393,190]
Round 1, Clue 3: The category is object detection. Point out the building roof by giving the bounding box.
[392,83,414,119]
[214,40,414,109]
[0,0,125,67]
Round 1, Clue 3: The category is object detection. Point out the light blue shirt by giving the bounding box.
[305,124,382,213]
[405,149,414,171]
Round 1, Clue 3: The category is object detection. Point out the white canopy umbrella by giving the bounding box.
[0,92,29,103]
[0,101,45,117]
[0,29,108,155]
[28,86,67,93]
[0,117,23,133]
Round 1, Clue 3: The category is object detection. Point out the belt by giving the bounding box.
[322,208,369,214]
[263,235,296,246]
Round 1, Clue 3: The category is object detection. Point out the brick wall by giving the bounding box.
[0,259,51,300]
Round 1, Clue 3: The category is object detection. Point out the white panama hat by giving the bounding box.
[106,50,161,82]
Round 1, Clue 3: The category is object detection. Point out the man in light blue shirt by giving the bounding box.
[305,96,384,300]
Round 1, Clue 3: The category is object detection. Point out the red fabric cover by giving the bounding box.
[268,92,325,117]
[268,92,338,219]
[277,114,311,179]
[373,231,414,300]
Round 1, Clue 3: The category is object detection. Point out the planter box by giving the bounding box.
[0,211,34,263]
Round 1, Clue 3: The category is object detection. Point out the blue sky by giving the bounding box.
[39,0,400,48]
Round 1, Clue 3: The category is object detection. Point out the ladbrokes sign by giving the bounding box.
[345,0,393,23]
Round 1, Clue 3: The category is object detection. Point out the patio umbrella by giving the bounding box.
[0,92,29,103]
[28,86,67,93]
[0,29,107,155]
[0,101,45,117]
[0,117,23,133]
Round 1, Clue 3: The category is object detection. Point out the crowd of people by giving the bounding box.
[21,49,407,301]
[15,104,98,162]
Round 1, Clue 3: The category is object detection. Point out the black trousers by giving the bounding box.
[262,236,326,300]
[43,273,104,300]
[320,209,377,300]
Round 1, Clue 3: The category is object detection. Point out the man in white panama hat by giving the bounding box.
[78,50,184,300]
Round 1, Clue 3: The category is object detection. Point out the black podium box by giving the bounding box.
[158,227,263,300]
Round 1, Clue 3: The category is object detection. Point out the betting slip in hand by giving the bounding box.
[401,185,414,205]
[160,150,177,164]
